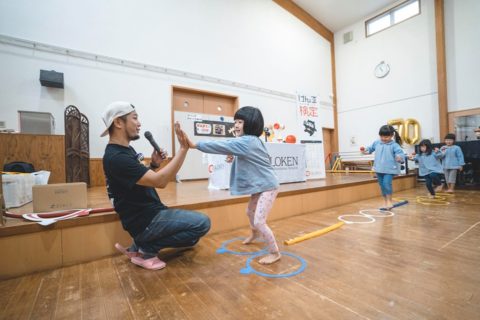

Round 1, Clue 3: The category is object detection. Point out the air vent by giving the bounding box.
[0,121,5,129]
[343,31,353,44]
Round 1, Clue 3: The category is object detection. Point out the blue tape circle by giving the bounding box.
[239,251,307,278]
[216,237,268,256]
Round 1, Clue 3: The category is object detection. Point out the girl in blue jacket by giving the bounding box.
[188,106,281,264]
[362,125,405,210]
[409,139,443,198]
[437,133,465,193]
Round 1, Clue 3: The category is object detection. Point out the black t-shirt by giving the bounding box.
[103,144,167,237]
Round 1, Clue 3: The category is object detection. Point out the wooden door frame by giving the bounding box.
[171,85,239,156]
[448,107,480,134]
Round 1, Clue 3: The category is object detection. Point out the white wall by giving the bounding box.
[444,0,480,112]
[334,0,438,151]
[0,0,333,157]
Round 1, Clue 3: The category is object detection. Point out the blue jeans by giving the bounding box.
[424,172,442,195]
[376,173,393,196]
[130,209,211,258]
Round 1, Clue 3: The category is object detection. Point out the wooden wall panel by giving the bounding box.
[89,159,106,187]
[62,221,131,266]
[0,230,62,280]
[0,133,65,183]
[203,95,235,116]
[172,91,204,113]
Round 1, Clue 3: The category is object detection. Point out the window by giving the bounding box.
[366,0,420,37]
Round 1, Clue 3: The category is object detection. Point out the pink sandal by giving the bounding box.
[115,243,140,258]
[130,256,166,270]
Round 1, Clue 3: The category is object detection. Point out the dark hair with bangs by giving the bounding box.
[444,133,456,141]
[379,124,402,145]
[234,106,264,137]
[418,139,433,155]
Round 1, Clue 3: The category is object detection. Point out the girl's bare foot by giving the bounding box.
[259,252,281,264]
[446,189,454,193]
[242,233,258,244]
[435,186,443,192]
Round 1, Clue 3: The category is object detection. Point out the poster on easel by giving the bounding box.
[296,93,326,179]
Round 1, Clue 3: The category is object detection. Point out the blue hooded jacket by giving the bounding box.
[366,140,405,175]
[197,135,279,195]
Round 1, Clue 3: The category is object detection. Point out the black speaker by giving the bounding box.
[39,70,64,88]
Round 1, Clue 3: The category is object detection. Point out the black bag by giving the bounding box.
[3,162,35,173]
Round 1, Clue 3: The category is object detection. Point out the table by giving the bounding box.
[207,143,307,189]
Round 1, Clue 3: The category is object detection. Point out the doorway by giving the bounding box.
[172,86,238,180]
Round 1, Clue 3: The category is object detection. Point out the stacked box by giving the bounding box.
[1,173,36,208]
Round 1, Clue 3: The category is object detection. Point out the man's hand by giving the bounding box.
[225,155,234,163]
[174,122,189,150]
[138,123,191,188]
[150,149,168,169]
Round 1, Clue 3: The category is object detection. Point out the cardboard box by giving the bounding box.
[33,182,87,213]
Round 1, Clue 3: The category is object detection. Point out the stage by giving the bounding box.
[0,173,416,279]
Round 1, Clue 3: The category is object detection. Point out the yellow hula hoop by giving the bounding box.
[416,198,450,205]
[417,200,450,205]
[435,192,454,197]
[416,196,447,201]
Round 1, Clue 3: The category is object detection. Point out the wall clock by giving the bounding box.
[374,61,390,78]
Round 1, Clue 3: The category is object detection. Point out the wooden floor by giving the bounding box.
[1,186,479,319]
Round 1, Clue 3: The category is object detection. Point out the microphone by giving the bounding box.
[144,131,161,153]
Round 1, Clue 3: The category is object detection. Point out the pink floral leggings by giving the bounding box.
[246,189,279,253]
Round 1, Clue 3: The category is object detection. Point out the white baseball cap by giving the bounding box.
[100,101,136,137]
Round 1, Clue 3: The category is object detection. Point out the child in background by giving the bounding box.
[436,133,465,193]
[362,125,405,210]
[188,106,281,264]
[409,139,443,198]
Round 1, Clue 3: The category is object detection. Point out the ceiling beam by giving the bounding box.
[273,0,338,152]
[273,0,334,43]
